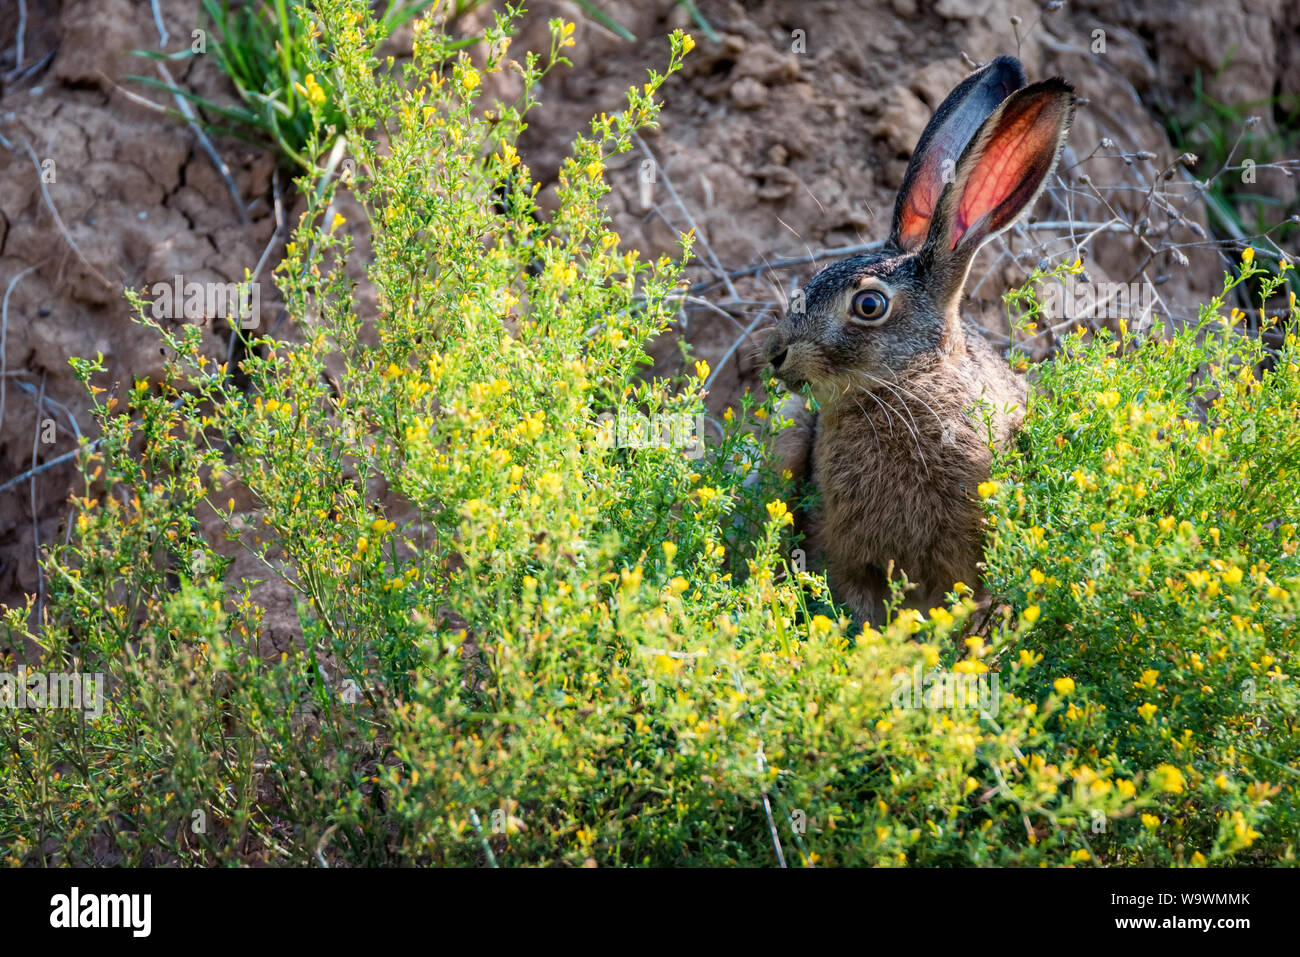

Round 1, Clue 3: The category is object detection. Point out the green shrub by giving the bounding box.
[984,255,1300,864]
[1,2,1295,867]
[133,0,449,169]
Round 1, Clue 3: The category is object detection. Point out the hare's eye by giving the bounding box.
[850,289,890,324]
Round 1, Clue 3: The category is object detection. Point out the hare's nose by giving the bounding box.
[763,333,789,369]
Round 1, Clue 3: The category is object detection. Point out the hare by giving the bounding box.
[762,56,1074,623]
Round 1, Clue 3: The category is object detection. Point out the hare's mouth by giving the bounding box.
[769,348,809,390]
[772,370,808,392]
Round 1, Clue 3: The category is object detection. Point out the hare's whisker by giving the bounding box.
[775,215,822,272]
[854,372,933,460]
[842,380,894,439]
[853,369,946,435]
[753,253,790,311]
[801,182,828,217]
[848,380,930,477]
[846,394,882,460]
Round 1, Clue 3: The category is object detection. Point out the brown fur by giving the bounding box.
[763,58,1072,623]
[809,322,1025,620]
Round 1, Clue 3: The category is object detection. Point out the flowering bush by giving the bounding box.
[1,1,1294,866]
[983,257,1300,864]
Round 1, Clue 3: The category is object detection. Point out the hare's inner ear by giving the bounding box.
[931,79,1075,262]
[889,56,1026,252]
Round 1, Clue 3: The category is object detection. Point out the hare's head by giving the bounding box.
[763,56,1073,396]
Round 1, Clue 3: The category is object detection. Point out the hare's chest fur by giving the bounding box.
[810,350,1023,614]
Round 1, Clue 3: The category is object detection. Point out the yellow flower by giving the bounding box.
[295,73,326,108]
[694,359,711,381]
[1053,676,1075,695]
[977,480,999,498]
[1190,851,1207,867]
[1214,774,1229,790]
[1153,763,1185,794]
[809,614,835,637]
[1139,668,1159,688]
[667,576,690,596]
[1141,813,1161,831]
[765,499,793,526]
[1137,702,1157,722]
[653,654,679,676]
[1029,568,1045,585]
[1231,811,1259,847]
[1069,849,1090,863]
[661,541,678,562]
[1241,246,1255,265]
[1023,604,1041,624]
[681,33,696,54]
[459,65,480,92]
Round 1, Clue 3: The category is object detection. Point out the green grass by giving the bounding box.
[131,0,456,169]
[1160,65,1300,250]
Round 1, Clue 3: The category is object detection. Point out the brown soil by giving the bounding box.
[1,0,1297,623]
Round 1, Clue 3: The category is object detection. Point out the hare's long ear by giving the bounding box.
[923,78,1075,306]
[889,55,1026,253]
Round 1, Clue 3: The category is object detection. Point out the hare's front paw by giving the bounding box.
[828,563,889,627]
[771,391,816,486]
